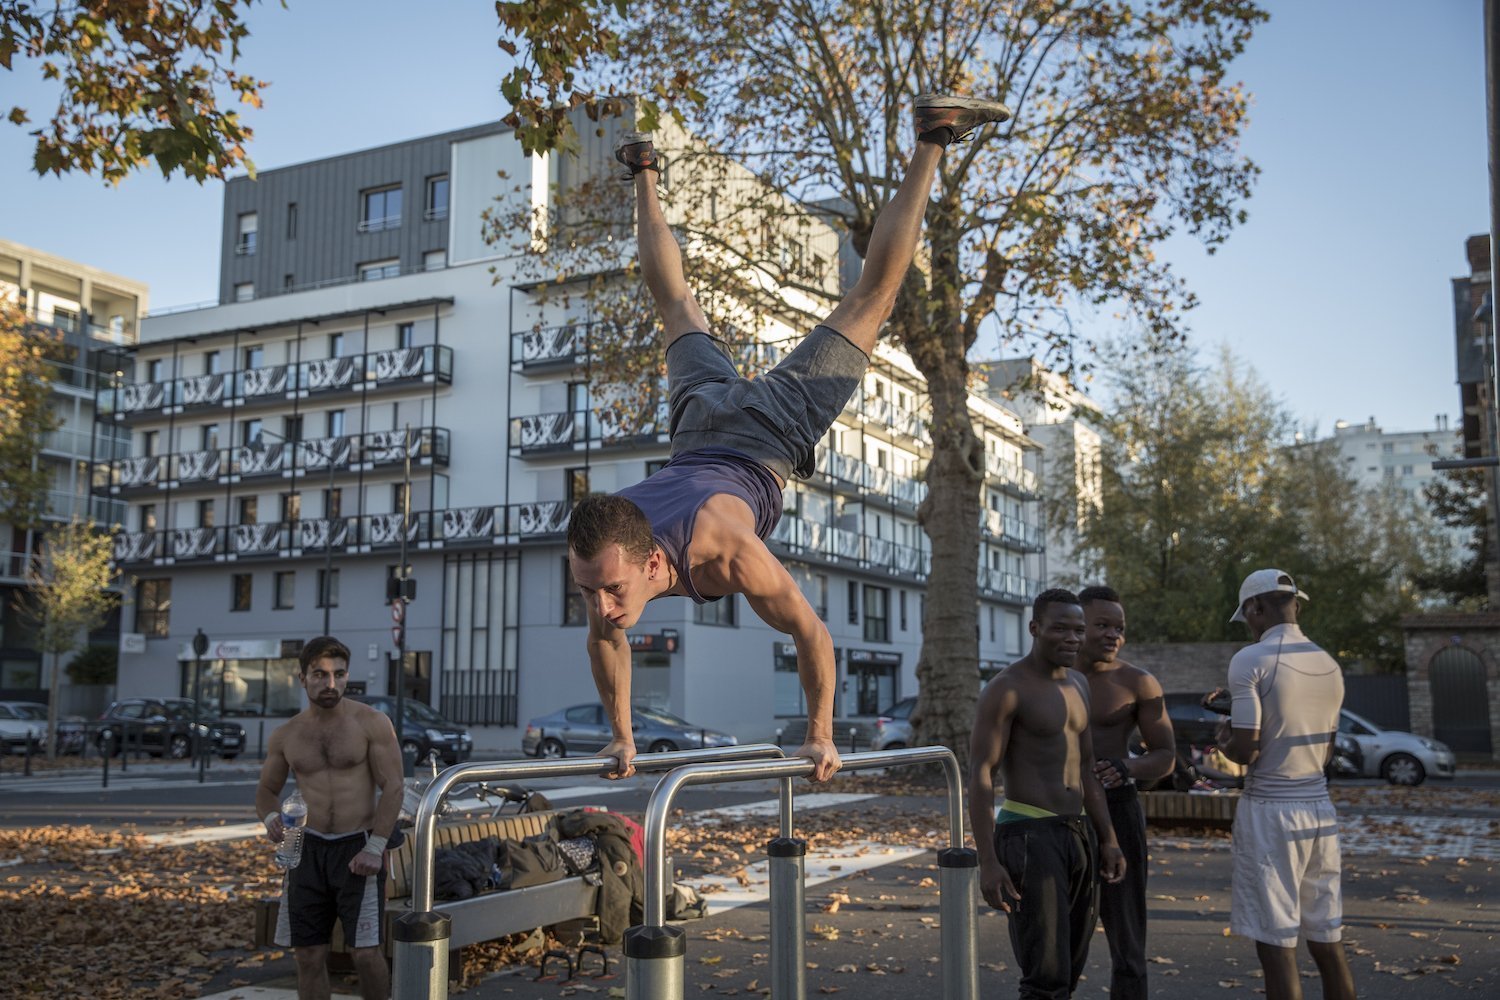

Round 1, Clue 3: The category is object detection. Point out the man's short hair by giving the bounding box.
[567,494,655,563]
[300,635,351,675]
[1078,584,1121,607]
[1033,587,1081,621]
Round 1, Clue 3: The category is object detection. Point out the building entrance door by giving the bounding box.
[1429,647,1492,754]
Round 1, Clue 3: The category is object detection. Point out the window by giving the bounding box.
[646,459,669,478]
[274,571,296,609]
[397,322,415,349]
[283,415,303,443]
[233,282,255,302]
[695,596,738,627]
[197,499,215,528]
[774,648,808,716]
[863,585,890,642]
[235,212,258,255]
[140,429,158,455]
[422,249,447,271]
[361,186,403,231]
[359,259,401,281]
[327,409,346,438]
[286,202,297,239]
[231,574,252,612]
[562,558,587,626]
[200,423,220,451]
[283,273,295,291]
[566,467,590,504]
[567,380,590,413]
[989,606,996,642]
[205,351,222,374]
[1402,464,1414,476]
[140,503,157,531]
[1382,442,1395,454]
[241,418,263,446]
[317,568,340,609]
[565,704,603,725]
[425,175,449,220]
[135,578,171,637]
[392,482,409,514]
[280,492,301,523]
[243,345,264,369]
[848,580,859,624]
[328,332,344,357]
[324,487,342,520]
[238,496,258,524]
[147,359,163,382]
[899,590,908,631]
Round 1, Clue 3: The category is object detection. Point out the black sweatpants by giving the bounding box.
[994,815,1099,1000]
[1099,785,1148,1000]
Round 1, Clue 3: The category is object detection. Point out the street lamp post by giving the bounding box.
[395,423,413,777]
[192,628,208,784]
[250,429,339,635]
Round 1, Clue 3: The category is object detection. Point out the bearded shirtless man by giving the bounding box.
[256,636,404,1000]
[1077,585,1175,1000]
[568,93,1011,783]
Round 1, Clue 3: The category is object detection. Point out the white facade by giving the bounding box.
[100,119,1047,748]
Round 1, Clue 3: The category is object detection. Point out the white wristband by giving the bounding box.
[361,833,389,856]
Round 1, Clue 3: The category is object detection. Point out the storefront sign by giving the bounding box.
[119,633,146,654]
[628,632,681,653]
[848,648,902,666]
[177,637,284,661]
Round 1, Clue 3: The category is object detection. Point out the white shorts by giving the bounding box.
[1231,796,1343,947]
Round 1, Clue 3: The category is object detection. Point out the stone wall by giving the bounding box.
[1401,613,1500,759]
[1124,642,1244,694]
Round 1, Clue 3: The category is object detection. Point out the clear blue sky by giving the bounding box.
[0,1,1488,435]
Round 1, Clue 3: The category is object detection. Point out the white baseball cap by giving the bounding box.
[1230,569,1309,623]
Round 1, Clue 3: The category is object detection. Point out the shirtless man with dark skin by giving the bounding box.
[256,636,404,1000]
[970,588,1126,999]
[1077,585,1175,1000]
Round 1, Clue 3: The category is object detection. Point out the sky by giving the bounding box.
[0,1,1489,436]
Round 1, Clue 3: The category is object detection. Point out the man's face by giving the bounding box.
[569,544,655,629]
[1030,602,1085,669]
[1079,600,1126,664]
[302,655,349,708]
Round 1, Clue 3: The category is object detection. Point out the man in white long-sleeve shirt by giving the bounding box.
[1205,569,1357,1000]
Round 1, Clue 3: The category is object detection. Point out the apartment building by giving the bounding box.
[99,116,1046,744]
[0,239,141,691]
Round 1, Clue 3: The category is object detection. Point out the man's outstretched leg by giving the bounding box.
[823,95,1010,354]
[616,134,712,348]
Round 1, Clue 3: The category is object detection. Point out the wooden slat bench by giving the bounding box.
[1140,789,1239,828]
[253,810,601,964]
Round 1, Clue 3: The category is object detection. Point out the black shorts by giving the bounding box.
[666,325,869,481]
[273,831,386,949]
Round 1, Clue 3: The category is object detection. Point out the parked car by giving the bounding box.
[353,695,472,766]
[96,698,245,759]
[522,703,737,758]
[0,701,84,754]
[871,696,918,751]
[1337,708,1455,786]
[1162,693,1453,787]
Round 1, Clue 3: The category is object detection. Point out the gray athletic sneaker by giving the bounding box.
[914,94,1012,143]
[614,130,663,178]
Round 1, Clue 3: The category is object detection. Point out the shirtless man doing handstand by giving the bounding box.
[257,636,404,1000]
[568,94,1011,782]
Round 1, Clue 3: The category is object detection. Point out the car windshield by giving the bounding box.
[12,704,48,720]
[162,702,197,720]
[880,699,914,719]
[634,707,690,728]
[401,700,448,726]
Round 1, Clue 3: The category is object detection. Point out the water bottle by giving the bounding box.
[275,789,307,870]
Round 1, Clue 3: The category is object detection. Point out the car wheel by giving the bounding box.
[1382,752,1425,787]
[168,735,191,759]
[648,740,678,754]
[401,740,423,760]
[220,753,239,761]
[538,737,566,759]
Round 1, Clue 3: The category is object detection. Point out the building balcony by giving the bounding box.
[981,509,1044,552]
[768,514,931,579]
[810,446,926,508]
[511,322,591,373]
[984,452,1040,497]
[101,345,454,421]
[978,567,1037,604]
[96,427,451,495]
[510,406,669,455]
[842,388,927,441]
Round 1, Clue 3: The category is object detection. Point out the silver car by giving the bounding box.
[871,696,917,751]
[522,702,737,758]
[1339,708,1455,786]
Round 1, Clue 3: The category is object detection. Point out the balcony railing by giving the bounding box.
[510,405,669,454]
[111,500,581,566]
[104,345,454,420]
[978,567,1037,603]
[511,323,590,371]
[97,427,450,494]
[812,446,926,507]
[981,509,1044,550]
[842,387,928,441]
[985,452,1040,495]
[769,515,931,579]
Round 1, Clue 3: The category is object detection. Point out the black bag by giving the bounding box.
[496,831,566,889]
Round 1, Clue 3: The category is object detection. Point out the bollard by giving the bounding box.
[937,848,979,1000]
[24,730,33,777]
[258,720,266,761]
[767,837,807,1000]
[624,924,686,998]
[102,738,109,788]
[393,911,451,997]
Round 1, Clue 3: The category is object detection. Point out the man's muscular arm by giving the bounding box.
[969,680,1020,912]
[1127,671,1175,783]
[255,726,291,843]
[351,710,405,876]
[1074,676,1125,884]
[732,540,840,782]
[584,596,637,779]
